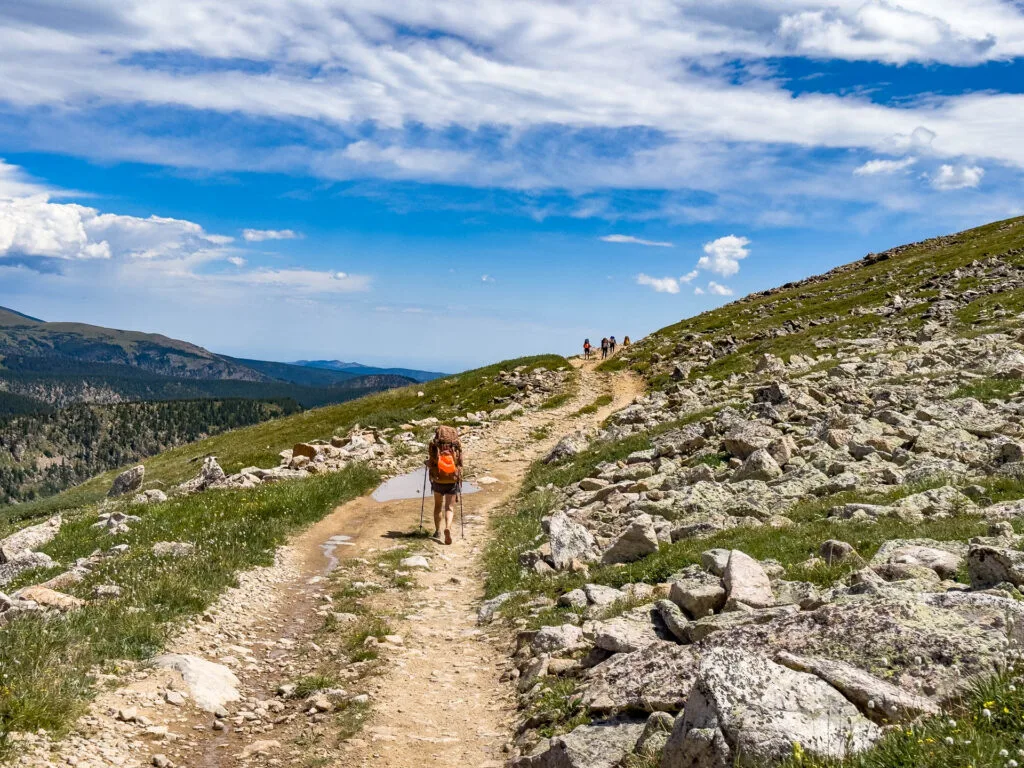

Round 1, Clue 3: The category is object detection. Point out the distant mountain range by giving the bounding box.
[294,359,446,383]
[0,306,439,413]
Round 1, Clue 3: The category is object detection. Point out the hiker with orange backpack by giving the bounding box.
[583,338,592,360]
[427,425,463,544]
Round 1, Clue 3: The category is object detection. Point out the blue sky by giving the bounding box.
[0,1,1022,371]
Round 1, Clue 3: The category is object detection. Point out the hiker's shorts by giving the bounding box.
[431,482,459,495]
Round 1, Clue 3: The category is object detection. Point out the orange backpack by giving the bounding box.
[431,426,461,483]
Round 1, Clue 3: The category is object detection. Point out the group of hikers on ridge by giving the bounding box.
[583,335,630,360]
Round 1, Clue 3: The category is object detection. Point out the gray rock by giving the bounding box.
[0,550,55,587]
[870,539,966,580]
[723,423,782,460]
[549,511,599,570]
[669,579,725,619]
[477,590,526,624]
[776,651,939,724]
[636,711,676,757]
[731,449,783,482]
[701,549,731,576]
[152,654,240,713]
[546,434,587,464]
[152,541,195,558]
[0,515,61,562]
[109,465,145,497]
[662,648,879,768]
[723,550,773,609]
[592,606,663,653]
[583,641,700,713]
[534,624,587,655]
[513,721,645,768]
[602,514,660,564]
[557,588,588,609]
[819,539,858,565]
[584,583,625,607]
[968,545,1024,588]
[655,599,690,643]
[131,489,168,504]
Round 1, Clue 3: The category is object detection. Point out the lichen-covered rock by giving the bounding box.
[723,550,773,609]
[775,651,939,724]
[583,641,700,713]
[662,648,880,768]
[108,465,145,497]
[549,510,599,570]
[870,539,966,580]
[0,515,61,562]
[967,545,1024,588]
[513,721,645,768]
[602,514,660,564]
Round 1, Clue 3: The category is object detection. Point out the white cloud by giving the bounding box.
[693,286,705,295]
[679,269,699,283]
[227,256,246,267]
[636,273,680,294]
[696,235,751,278]
[707,281,734,296]
[481,274,494,282]
[601,234,673,248]
[854,157,918,176]
[931,164,985,190]
[242,228,301,242]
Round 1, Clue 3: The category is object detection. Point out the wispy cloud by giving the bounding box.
[636,273,680,294]
[854,157,918,176]
[601,234,673,248]
[242,228,302,242]
[481,274,495,282]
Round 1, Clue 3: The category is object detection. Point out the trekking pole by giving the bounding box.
[419,466,427,532]
[459,482,465,539]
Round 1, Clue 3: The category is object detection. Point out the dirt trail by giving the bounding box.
[19,358,642,768]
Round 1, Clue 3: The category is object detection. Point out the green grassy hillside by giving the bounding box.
[608,215,1024,386]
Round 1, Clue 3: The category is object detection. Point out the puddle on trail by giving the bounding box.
[321,534,354,572]
[371,468,481,502]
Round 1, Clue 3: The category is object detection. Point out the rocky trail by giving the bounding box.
[14,359,642,768]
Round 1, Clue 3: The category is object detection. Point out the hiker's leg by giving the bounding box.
[444,494,456,531]
[433,492,444,533]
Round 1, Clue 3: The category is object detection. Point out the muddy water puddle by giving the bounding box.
[320,534,355,572]
[371,468,480,502]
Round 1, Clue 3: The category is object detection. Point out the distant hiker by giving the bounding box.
[609,336,617,354]
[583,339,592,360]
[601,337,609,359]
[623,336,631,347]
[427,425,463,544]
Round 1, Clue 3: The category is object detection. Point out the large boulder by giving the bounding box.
[731,449,782,482]
[591,606,664,654]
[549,511,599,570]
[153,654,240,713]
[583,641,700,714]
[514,721,645,768]
[703,592,1024,704]
[546,434,587,464]
[0,551,55,587]
[534,624,587,655]
[723,550,773,609]
[776,651,939,724]
[0,515,61,562]
[602,515,660,564]
[870,539,966,580]
[967,545,1024,588]
[723,423,782,460]
[661,648,880,768]
[108,465,145,497]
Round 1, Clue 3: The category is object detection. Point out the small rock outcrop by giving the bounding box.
[108,465,145,497]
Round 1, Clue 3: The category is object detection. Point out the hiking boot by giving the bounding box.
[432,529,441,540]
[444,529,453,545]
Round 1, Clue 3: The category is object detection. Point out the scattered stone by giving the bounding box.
[152,654,241,713]
[109,465,145,497]
[723,550,773,609]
